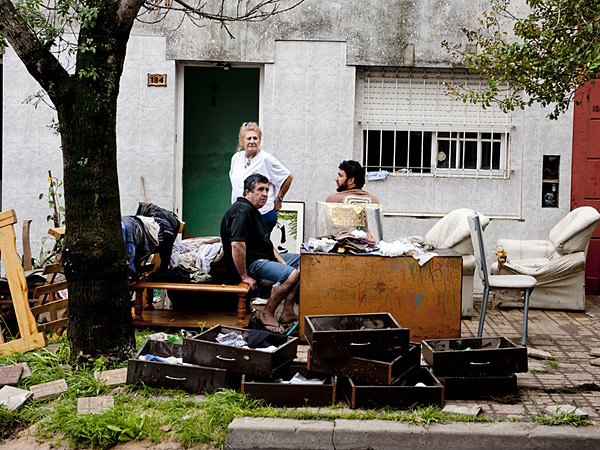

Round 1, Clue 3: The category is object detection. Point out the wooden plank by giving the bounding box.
[37,318,68,333]
[299,253,462,343]
[0,332,47,355]
[0,210,17,228]
[0,213,39,338]
[22,219,33,271]
[42,264,64,275]
[30,298,68,316]
[33,281,68,297]
[132,281,249,294]
[48,227,65,239]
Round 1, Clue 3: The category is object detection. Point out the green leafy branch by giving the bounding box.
[442,0,600,119]
[39,170,65,227]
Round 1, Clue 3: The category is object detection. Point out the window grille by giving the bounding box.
[360,68,512,178]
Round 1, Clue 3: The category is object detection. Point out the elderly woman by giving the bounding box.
[229,122,293,233]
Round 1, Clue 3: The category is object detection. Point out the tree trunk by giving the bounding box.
[57,10,137,361]
[59,93,135,360]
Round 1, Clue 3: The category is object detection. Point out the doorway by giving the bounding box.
[572,82,600,294]
[182,66,260,237]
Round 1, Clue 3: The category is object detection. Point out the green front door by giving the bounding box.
[183,66,260,237]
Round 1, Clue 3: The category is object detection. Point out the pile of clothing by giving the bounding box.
[152,237,223,284]
[215,329,287,353]
[378,238,438,266]
[307,230,378,254]
[121,202,181,276]
[305,232,439,267]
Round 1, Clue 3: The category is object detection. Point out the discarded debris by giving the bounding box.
[17,362,32,378]
[77,395,114,414]
[46,343,62,353]
[0,385,32,411]
[29,378,68,400]
[0,364,23,387]
[544,404,589,419]
[94,367,128,387]
[442,404,482,416]
[527,347,555,360]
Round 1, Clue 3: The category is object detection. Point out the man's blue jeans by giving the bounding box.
[248,253,300,297]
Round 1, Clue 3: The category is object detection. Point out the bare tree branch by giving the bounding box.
[136,0,304,32]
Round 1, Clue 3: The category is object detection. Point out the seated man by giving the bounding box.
[325,160,380,203]
[221,173,299,333]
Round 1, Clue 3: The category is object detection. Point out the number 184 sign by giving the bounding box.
[147,74,167,87]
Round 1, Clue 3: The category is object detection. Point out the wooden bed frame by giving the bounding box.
[129,221,251,327]
[130,279,250,323]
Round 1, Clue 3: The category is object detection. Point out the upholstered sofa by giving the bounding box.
[491,206,600,311]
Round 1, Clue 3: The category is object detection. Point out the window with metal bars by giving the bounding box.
[360,68,511,178]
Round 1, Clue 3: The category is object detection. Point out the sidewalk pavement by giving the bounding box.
[228,294,600,448]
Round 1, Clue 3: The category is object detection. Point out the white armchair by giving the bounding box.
[491,206,600,311]
[424,208,490,318]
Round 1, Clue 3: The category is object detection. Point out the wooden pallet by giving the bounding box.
[0,210,47,354]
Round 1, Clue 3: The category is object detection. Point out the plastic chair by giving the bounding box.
[342,195,372,204]
[468,214,537,346]
[315,201,384,242]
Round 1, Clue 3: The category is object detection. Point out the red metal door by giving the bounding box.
[572,82,600,294]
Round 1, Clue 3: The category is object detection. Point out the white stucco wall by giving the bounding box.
[2,47,63,258]
[2,35,175,258]
[116,35,176,215]
[259,40,356,235]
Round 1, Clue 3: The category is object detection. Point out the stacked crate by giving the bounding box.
[130,319,528,408]
[305,313,444,409]
[126,338,233,393]
[127,325,300,395]
[184,325,337,407]
[421,336,528,399]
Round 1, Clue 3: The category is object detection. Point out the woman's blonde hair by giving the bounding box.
[238,121,262,150]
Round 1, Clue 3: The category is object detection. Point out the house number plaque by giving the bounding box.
[147,74,167,87]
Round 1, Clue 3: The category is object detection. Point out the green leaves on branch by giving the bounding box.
[443,0,600,119]
[14,0,99,56]
[40,170,65,227]
[77,67,99,80]
[78,37,97,55]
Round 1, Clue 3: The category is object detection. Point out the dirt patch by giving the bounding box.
[523,383,600,394]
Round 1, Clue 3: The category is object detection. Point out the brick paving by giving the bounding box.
[77,395,115,414]
[94,368,128,387]
[0,364,24,387]
[454,294,600,422]
[29,379,68,401]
